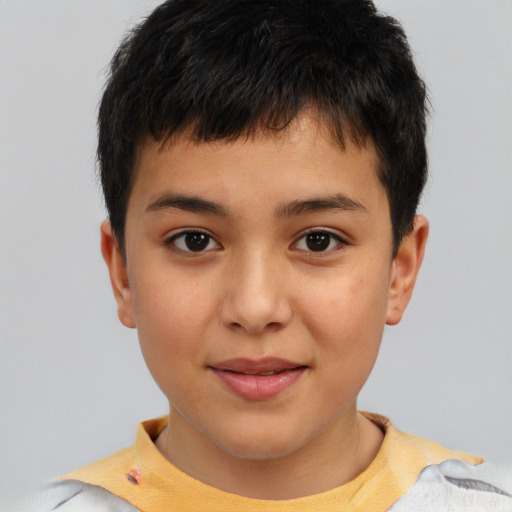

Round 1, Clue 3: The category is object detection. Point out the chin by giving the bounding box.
[212,426,310,462]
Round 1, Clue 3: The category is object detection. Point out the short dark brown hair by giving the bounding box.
[98,0,428,255]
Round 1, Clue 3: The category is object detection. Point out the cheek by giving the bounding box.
[131,275,216,408]
[302,274,389,410]
[130,269,216,368]
[299,266,390,358]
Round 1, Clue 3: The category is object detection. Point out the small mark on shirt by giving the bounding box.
[126,468,142,485]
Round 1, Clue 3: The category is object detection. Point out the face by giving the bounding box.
[102,116,426,463]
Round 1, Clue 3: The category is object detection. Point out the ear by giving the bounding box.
[386,215,429,326]
[100,220,136,328]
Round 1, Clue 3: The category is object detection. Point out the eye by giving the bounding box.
[294,230,346,253]
[167,230,221,253]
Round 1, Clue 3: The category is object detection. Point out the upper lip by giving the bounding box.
[209,358,307,374]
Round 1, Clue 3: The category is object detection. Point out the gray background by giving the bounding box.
[1,0,511,508]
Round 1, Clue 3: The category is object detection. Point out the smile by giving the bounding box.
[208,358,308,401]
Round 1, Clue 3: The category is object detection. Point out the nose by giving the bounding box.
[219,249,293,335]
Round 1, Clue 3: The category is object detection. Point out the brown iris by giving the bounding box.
[184,232,210,251]
[305,232,332,252]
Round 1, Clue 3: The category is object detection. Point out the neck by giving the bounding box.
[155,403,383,500]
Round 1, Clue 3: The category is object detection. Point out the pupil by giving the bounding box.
[306,232,330,251]
[185,233,209,251]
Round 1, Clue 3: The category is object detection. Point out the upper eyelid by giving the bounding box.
[295,227,347,241]
[165,227,214,239]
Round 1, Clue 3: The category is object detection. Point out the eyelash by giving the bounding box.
[164,229,347,255]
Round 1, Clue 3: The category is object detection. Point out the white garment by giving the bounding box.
[390,459,512,512]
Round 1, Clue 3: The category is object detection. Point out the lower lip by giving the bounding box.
[210,367,306,401]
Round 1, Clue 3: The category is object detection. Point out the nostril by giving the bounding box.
[220,290,293,334]
[229,320,283,333]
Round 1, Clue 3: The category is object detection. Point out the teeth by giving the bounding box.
[258,371,277,376]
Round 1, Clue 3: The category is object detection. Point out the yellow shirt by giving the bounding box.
[62,413,483,512]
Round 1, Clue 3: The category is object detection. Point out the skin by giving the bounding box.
[101,115,428,500]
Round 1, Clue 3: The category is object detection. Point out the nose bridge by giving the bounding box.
[220,244,292,334]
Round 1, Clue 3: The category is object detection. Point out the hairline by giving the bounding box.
[111,110,402,259]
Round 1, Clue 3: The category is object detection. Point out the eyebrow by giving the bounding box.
[276,194,367,218]
[145,194,229,217]
[145,192,366,218]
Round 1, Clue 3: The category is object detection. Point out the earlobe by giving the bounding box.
[386,215,429,326]
[100,220,136,328]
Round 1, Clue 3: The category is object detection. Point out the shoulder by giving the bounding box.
[363,412,512,510]
[15,479,140,512]
[389,459,512,512]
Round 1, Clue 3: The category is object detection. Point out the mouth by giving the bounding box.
[218,367,305,376]
[210,357,307,373]
[238,369,293,376]
[208,358,308,400]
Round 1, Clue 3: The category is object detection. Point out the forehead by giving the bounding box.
[128,115,387,218]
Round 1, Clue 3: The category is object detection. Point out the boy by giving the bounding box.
[21,0,511,510]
